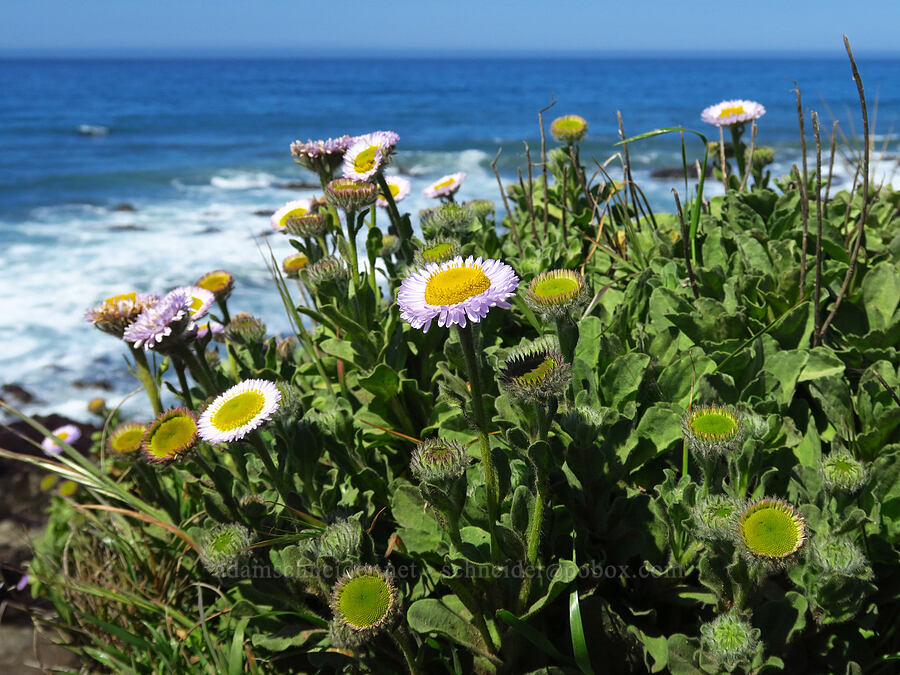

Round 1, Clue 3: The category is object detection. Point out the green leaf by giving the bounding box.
[496,609,569,663]
[408,598,492,656]
[525,560,580,617]
[568,591,594,675]
[861,261,900,331]
[798,347,845,381]
[318,337,358,365]
[600,352,651,411]
[358,363,401,400]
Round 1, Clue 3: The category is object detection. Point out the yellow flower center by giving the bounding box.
[57,431,70,441]
[388,183,401,197]
[718,105,745,118]
[338,575,392,628]
[283,253,309,271]
[278,206,308,229]
[432,177,456,190]
[516,356,556,385]
[532,274,579,302]
[198,272,230,293]
[741,504,801,557]
[148,415,196,459]
[212,391,266,431]
[424,266,491,305]
[104,292,137,307]
[690,409,738,437]
[111,427,144,453]
[353,146,379,173]
[187,295,206,314]
[554,117,585,132]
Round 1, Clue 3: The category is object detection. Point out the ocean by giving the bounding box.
[1,56,898,421]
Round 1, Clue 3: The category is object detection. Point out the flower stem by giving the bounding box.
[730,125,747,186]
[456,324,500,562]
[129,346,162,416]
[389,627,422,675]
[173,359,194,408]
[216,298,231,325]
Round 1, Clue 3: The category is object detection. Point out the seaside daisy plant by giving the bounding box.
[422,172,466,201]
[397,255,519,332]
[197,379,281,444]
[41,424,81,456]
[142,408,198,463]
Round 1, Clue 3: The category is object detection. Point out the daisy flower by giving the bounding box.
[142,408,198,463]
[376,176,411,207]
[701,100,766,127]
[342,131,400,181]
[271,199,313,232]
[290,135,353,171]
[198,379,281,443]
[423,172,466,200]
[123,289,193,351]
[398,255,519,332]
[195,270,234,302]
[175,286,215,320]
[84,292,159,338]
[41,424,80,456]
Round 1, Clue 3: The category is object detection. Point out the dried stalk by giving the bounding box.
[538,100,556,240]
[812,111,824,346]
[738,122,757,192]
[795,84,810,298]
[490,148,524,257]
[824,120,839,204]
[673,189,700,300]
[818,36,871,342]
[518,167,539,240]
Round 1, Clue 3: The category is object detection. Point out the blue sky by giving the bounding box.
[2,0,899,55]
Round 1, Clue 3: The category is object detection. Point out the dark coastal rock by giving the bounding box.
[275,181,319,190]
[1,383,37,404]
[72,379,113,391]
[107,224,147,232]
[395,165,423,176]
[650,165,712,179]
[111,203,136,212]
[197,226,221,234]
[253,209,275,216]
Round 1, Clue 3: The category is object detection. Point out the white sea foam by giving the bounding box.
[210,171,279,190]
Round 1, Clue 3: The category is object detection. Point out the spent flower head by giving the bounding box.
[522,269,590,320]
[410,438,471,483]
[142,408,197,463]
[199,523,254,577]
[736,497,806,568]
[84,292,159,338]
[330,566,399,638]
[682,405,744,459]
[499,337,571,403]
[821,450,868,494]
[550,115,589,143]
[398,255,519,333]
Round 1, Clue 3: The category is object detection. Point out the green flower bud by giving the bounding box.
[699,610,760,669]
[692,494,744,541]
[499,336,571,403]
[821,450,868,494]
[522,269,590,320]
[736,497,806,568]
[410,438,470,483]
[414,237,461,266]
[199,523,253,577]
[330,566,399,639]
[225,312,267,344]
[682,405,744,459]
[550,115,588,144]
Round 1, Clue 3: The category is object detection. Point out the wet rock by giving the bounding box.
[253,209,275,217]
[107,224,147,232]
[650,165,712,179]
[71,379,113,391]
[1,383,37,404]
[0,625,80,673]
[275,181,319,190]
[197,226,221,234]
[111,203,136,212]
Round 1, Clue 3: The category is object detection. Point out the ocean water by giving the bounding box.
[1,56,898,421]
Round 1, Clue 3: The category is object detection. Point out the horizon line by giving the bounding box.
[2,46,900,60]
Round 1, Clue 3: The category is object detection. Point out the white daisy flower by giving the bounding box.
[198,379,282,443]
[422,172,466,200]
[701,99,766,127]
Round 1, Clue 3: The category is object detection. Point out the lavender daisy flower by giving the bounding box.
[84,292,159,338]
[123,289,192,351]
[41,424,80,456]
[174,286,215,320]
[377,176,411,207]
[198,379,282,443]
[423,172,466,200]
[398,255,519,332]
[271,199,313,232]
[290,135,353,173]
[342,131,400,181]
[701,100,766,127]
